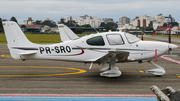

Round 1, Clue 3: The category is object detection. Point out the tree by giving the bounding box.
[10,16,18,24]
[99,22,106,27]
[105,22,118,31]
[65,20,78,27]
[163,22,179,27]
[107,22,118,28]
[149,21,153,27]
[59,18,65,24]
[146,26,154,31]
[20,25,26,28]
[81,24,91,28]
[75,28,84,34]
[42,20,56,27]
[105,24,112,31]
[0,18,3,32]
[169,22,179,27]
[163,23,168,27]
[34,20,42,25]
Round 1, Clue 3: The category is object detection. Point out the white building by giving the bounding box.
[132,15,152,27]
[118,23,137,31]
[153,14,176,29]
[61,16,72,22]
[23,17,34,25]
[102,18,114,24]
[76,15,101,27]
[153,21,162,30]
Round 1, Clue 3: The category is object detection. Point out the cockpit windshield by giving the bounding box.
[125,33,141,43]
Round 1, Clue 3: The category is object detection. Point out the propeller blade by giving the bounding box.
[155,49,157,62]
[168,25,171,43]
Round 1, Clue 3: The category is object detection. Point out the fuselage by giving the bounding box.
[19,32,174,63]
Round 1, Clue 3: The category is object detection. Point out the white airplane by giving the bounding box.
[2,21,178,77]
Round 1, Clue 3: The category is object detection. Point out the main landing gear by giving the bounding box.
[99,58,166,77]
[100,54,122,77]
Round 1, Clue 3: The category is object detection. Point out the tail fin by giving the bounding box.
[3,21,35,47]
[2,21,37,59]
[57,24,79,41]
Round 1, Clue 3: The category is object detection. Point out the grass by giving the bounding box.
[2,32,177,44]
[0,33,91,44]
[0,33,6,43]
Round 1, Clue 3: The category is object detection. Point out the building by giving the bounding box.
[118,23,137,32]
[119,16,130,25]
[19,24,44,33]
[152,21,162,30]
[76,15,101,27]
[132,15,152,27]
[102,18,114,24]
[153,14,176,29]
[155,27,169,35]
[155,26,180,35]
[23,17,34,25]
[61,16,72,22]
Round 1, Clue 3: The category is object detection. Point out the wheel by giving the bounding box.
[155,75,161,77]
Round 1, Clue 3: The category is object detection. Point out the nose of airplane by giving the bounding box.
[168,43,178,49]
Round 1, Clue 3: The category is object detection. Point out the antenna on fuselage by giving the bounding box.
[92,27,99,33]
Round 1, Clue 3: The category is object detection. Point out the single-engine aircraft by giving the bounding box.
[2,21,178,77]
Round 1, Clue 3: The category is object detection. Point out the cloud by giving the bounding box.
[0,0,180,23]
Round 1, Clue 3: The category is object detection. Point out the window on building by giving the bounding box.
[143,19,146,27]
[138,20,140,27]
[87,36,105,46]
[107,34,124,45]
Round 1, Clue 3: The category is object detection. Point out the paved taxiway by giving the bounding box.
[0,42,180,95]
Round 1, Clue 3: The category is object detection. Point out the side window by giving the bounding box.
[107,34,124,45]
[125,33,140,44]
[87,36,105,46]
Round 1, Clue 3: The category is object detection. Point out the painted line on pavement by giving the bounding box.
[0,94,156,97]
[0,66,86,77]
[161,56,180,64]
[0,97,157,101]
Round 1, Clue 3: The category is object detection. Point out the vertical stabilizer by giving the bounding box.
[57,24,79,41]
[2,21,36,59]
[3,21,35,47]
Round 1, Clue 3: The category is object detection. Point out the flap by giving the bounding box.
[95,51,130,63]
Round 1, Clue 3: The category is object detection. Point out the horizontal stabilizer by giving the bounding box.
[19,51,37,55]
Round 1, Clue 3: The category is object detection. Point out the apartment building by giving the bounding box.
[119,16,130,25]
[75,15,101,27]
[132,15,152,27]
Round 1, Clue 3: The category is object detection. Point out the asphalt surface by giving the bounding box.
[0,36,180,95]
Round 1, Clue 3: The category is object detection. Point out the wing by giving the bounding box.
[95,51,130,65]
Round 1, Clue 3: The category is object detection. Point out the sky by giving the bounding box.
[0,0,180,24]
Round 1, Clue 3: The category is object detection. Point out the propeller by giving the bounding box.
[168,25,172,55]
[168,25,172,44]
